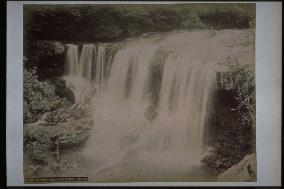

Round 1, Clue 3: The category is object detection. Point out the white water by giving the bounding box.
[95,45,105,86]
[64,44,106,102]
[64,31,222,176]
[80,32,222,175]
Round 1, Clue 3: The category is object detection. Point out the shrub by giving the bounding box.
[223,59,255,118]
[24,67,64,123]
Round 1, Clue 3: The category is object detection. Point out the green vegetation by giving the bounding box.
[24,68,93,176]
[24,67,64,123]
[24,41,66,80]
[202,61,255,173]
[24,4,255,43]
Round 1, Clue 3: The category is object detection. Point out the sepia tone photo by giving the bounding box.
[23,3,256,183]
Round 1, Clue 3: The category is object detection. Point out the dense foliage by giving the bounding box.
[24,67,63,123]
[225,61,255,119]
[24,4,255,43]
[202,62,255,173]
[24,41,66,79]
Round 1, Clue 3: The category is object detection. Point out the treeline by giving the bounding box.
[24,4,255,43]
[24,4,255,79]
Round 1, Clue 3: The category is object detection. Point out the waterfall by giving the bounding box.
[63,32,222,174]
[138,54,216,168]
[64,44,106,102]
[96,45,105,86]
[78,44,94,81]
[65,44,78,75]
[84,32,219,172]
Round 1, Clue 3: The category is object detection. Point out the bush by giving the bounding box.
[223,59,255,118]
[24,67,64,123]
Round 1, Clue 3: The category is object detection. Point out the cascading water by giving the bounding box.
[62,31,230,179]
[65,44,79,76]
[64,44,106,102]
[82,31,221,175]
[95,45,105,86]
[78,44,94,81]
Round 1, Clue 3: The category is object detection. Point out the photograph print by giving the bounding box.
[23,3,256,183]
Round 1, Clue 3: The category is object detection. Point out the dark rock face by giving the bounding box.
[51,78,75,104]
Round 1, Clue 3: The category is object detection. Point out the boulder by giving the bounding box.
[51,78,75,104]
[217,153,256,182]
